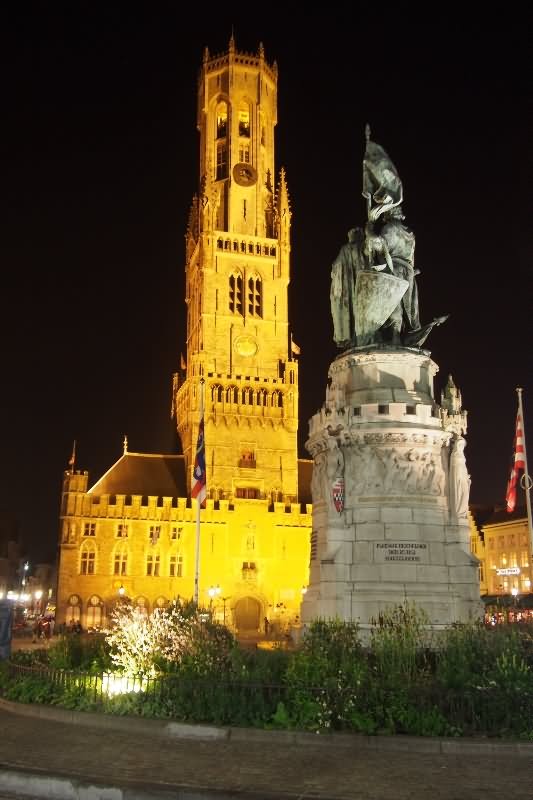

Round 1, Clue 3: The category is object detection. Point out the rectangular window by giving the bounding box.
[146,554,160,576]
[236,487,260,499]
[83,523,96,537]
[117,524,128,538]
[149,526,161,545]
[114,554,127,575]
[169,554,183,578]
[216,145,227,180]
[81,552,95,575]
[239,144,250,162]
[171,527,182,541]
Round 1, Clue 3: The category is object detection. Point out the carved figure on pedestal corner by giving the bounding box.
[449,435,471,520]
[326,441,345,513]
[311,451,326,503]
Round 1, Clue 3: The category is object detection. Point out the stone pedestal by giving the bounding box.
[301,346,482,634]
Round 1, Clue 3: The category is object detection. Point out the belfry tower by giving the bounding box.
[174,38,299,505]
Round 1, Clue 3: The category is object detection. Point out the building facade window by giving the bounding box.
[146,554,160,576]
[80,547,95,575]
[117,524,128,538]
[83,522,96,537]
[171,527,182,541]
[169,554,183,577]
[149,526,161,545]
[114,549,128,576]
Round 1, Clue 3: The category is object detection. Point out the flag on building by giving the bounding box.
[290,334,301,356]
[68,440,76,473]
[506,410,526,513]
[191,412,207,508]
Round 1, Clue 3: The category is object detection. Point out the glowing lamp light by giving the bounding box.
[301,586,308,595]
[34,590,43,601]
[118,585,126,596]
[511,587,519,597]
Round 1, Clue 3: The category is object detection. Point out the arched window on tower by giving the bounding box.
[229,273,243,315]
[248,275,262,317]
[238,104,250,137]
[216,102,228,139]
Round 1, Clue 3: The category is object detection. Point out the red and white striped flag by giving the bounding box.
[506,411,526,513]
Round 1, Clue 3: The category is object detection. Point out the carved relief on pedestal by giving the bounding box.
[344,443,446,498]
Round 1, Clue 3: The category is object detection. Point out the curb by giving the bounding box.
[2,696,533,756]
[0,764,315,800]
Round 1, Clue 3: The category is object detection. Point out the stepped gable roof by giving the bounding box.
[88,453,187,498]
[298,459,313,506]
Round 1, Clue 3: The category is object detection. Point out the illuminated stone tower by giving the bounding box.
[174,38,298,505]
[55,41,311,636]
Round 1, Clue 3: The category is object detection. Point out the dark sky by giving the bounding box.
[2,8,531,563]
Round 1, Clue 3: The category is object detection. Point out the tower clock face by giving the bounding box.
[234,334,258,357]
[233,163,257,187]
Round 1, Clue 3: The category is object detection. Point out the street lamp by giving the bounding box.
[207,584,221,611]
[118,584,126,597]
[221,596,231,625]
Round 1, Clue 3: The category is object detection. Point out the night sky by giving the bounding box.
[2,8,531,563]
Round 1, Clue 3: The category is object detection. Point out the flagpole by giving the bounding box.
[193,378,205,606]
[517,387,533,590]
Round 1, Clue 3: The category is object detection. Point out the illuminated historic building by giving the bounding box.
[471,508,532,610]
[56,40,312,633]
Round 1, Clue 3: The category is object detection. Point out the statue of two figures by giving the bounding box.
[331,127,448,350]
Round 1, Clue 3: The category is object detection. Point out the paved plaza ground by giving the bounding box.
[1,696,533,800]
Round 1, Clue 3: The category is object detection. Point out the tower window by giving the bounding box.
[83,522,96,537]
[239,144,250,163]
[229,273,243,315]
[238,107,250,137]
[117,524,128,538]
[216,144,227,180]
[236,487,259,499]
[216,103,228,139]
[248,276,262,317]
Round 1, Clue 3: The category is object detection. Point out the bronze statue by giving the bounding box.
[330,128,448,350]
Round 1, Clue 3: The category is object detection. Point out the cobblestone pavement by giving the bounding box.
[2,704,533,800]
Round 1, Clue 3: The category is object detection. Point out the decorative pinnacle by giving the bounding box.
[123,435,128,454]
[365,123,371,142]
